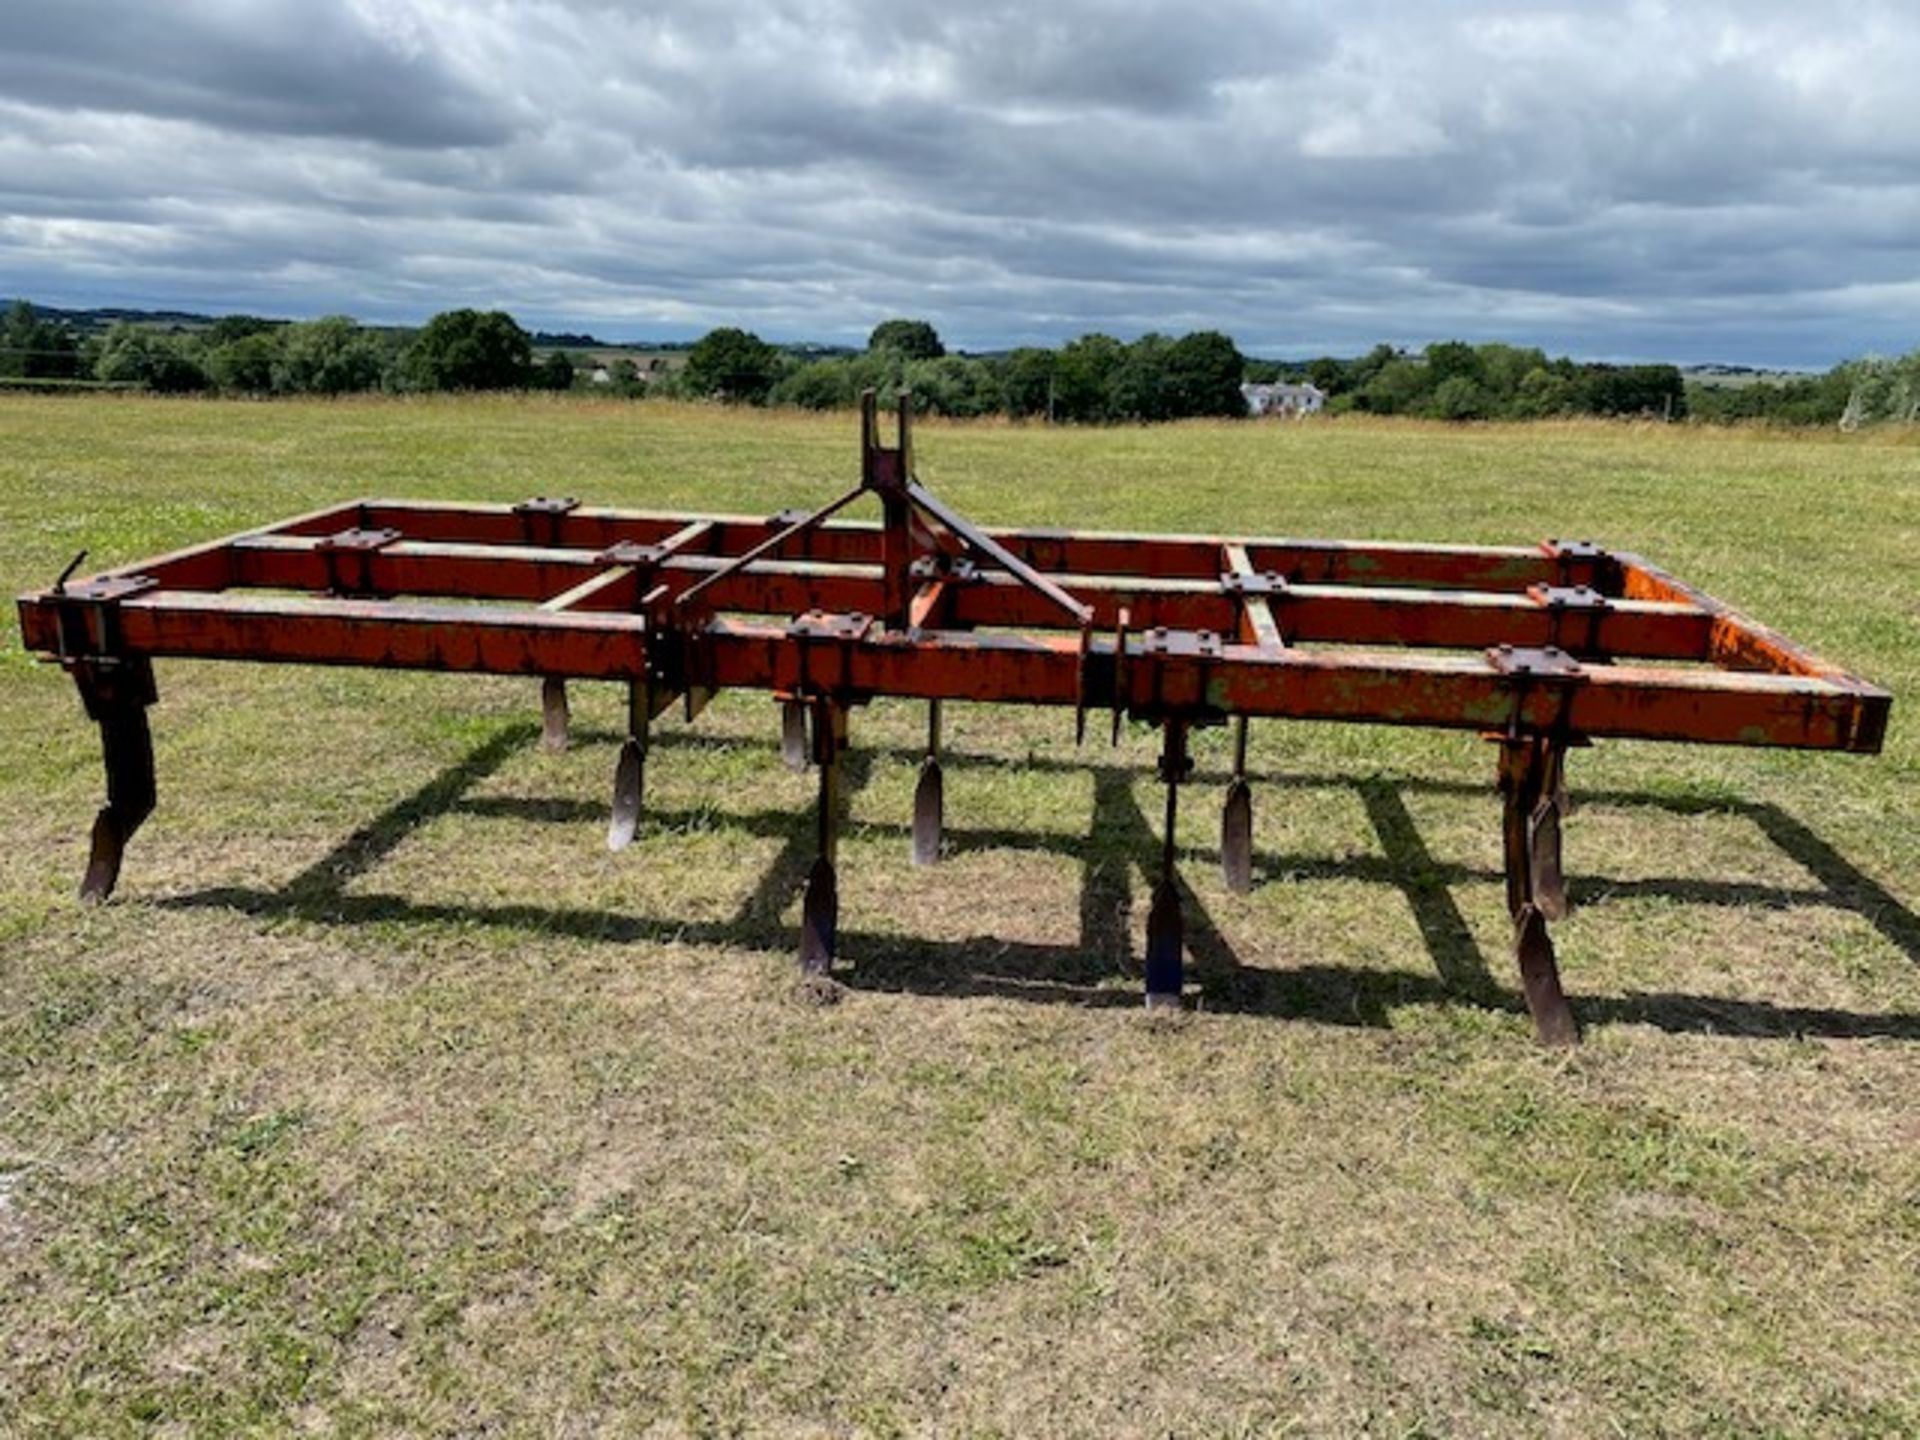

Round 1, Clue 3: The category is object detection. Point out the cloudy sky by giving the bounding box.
[3,0,1918,365]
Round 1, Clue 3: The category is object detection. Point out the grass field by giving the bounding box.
[2,395,1916,1437]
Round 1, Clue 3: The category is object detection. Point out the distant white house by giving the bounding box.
[1241,381,1325,418]
[590,366,613,385]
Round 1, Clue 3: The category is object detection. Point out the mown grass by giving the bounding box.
[1,394,1916,1436]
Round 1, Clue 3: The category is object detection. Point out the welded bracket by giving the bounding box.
[1487,643,1584,744]
[1527,584,1607,611]
[645,610,715,723]
[1219,570,1289,599]
[53,574,159,661]
[514,495,578,548]
[1540,537,1618,591]
[1133,624,1225,720]
[1527,584,1610,658]
[787,609,874,701]
[1143,627,1225,661]
[861,389,910,495]
[316,527,401,597]
[789,610,876,644]
[1486,643,1584,680]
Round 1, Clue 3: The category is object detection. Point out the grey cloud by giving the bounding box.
[915,3,1329,115]
[1,0,1917,366]
[0,0,513,146]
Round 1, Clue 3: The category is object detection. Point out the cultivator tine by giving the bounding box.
[81,810,129,905]
[780,699,809,772]
[608,739,644,851]
[800,857,839,974]
[1529,800,1568,920]
[912,700,943,866]
[81,712,154,902]
[1220,716,1253,894]
[799,699,846,974]
[1220,781,1253,895]
[1514,904,1580,1046]
[1145,720,1191,1008]
[75,661,158,905]
[1498,738,1580,1044]
[1528,744,1570,919]
[540,677,570,753]
[1144,881,1185,1009]
[912,761,943,867]
[607,680,648,852]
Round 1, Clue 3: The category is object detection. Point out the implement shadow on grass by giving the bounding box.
[160,724,1920,1043]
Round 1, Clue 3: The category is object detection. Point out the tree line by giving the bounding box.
[732,322,1251,421]
[1255,342,1689,421]
[5,298,1916,427]
[0,303,572,396]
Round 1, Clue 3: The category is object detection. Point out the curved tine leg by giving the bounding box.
[1529,799,1569,920]
[78,667,157,905]
[1499,738,1580,1045]
[780,699,809,773]
[912,699,942,867]
[540,677,570,753]
[1527,742,1569,919]
[799,699,844,977]
[80,809,129,905]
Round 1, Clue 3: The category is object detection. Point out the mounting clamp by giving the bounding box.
[1487,644,1585,739]
[317,526,402,597]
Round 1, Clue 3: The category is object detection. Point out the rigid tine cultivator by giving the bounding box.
[18,393,1891,1044]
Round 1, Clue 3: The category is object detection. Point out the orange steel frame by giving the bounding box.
[17,394,1891,1044]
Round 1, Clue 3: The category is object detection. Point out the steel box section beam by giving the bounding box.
[310,501,1602,592]
[16,589,1883,752]
[1617,552,1873,679]
[59,499,368,593]
[213,535,1715,661]
[1615,551,1892,751]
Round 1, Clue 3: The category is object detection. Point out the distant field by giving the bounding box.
[2,395,1916,1435]
[1681,368,1820,389]
[558,345,689,372]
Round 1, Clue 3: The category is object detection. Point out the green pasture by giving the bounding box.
[2,395,1915,1435]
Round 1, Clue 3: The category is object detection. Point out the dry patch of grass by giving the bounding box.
[2,395,1917,1435]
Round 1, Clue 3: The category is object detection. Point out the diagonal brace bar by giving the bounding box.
[907,480,1093,628]
[674,485,866,613]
